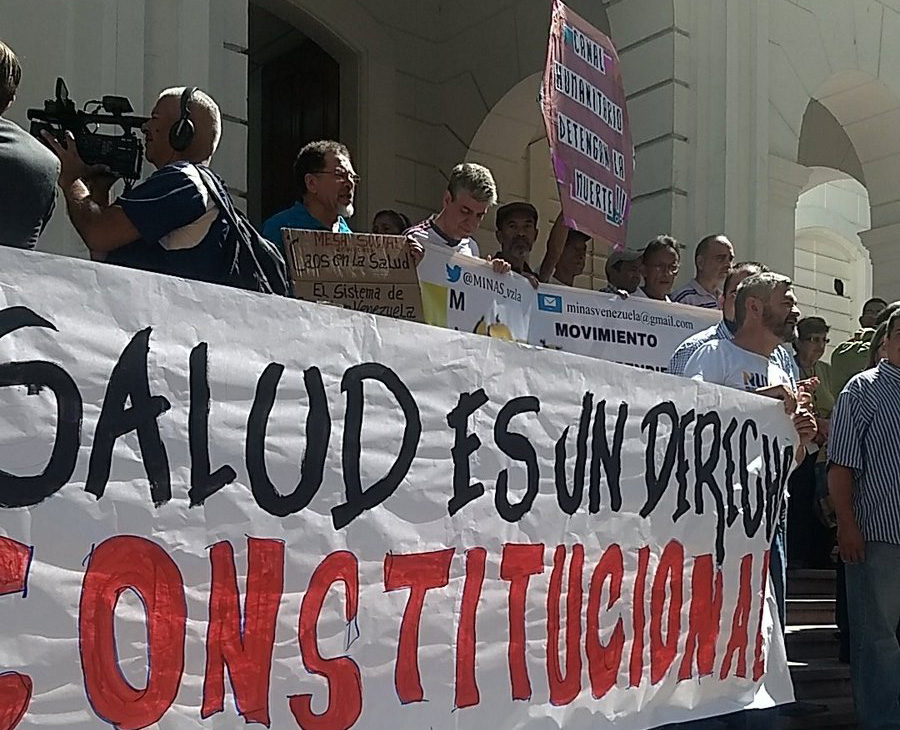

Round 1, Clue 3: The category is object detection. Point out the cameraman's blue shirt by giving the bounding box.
[110,161,229,284]
[261,202,351,251]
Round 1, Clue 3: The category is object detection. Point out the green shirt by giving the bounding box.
[830,329,874,395]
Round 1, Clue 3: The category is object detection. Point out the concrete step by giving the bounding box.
[789,659,851,701]
[777,696,856,729]
[784,624,841,662]
[786,597,835,626]
[787,568,837,598]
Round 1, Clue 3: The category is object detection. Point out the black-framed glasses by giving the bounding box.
[314,169,361,184]
[802,335,830,344]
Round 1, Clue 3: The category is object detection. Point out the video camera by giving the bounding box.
[28,78,148,189]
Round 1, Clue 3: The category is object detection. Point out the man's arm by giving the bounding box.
[828,384,866,563]
[538,215,567,282]
[58,180,140,253]
[829,464,864,563]
[43,131,140,254]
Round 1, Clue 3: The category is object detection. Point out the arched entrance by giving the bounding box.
[245,0,397,231]
[248,4,340,224]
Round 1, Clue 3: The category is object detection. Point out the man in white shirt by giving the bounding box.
[671,234,734,309]
[668,261,799,383]
[684,272,801,403]
[683,271,819,728]
[405,162,510,272]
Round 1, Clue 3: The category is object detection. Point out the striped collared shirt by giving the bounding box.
[668,319,798,387]
[828,360,900,545]
[671,278,721,309]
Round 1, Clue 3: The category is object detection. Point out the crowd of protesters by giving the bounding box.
[3,39,900,730]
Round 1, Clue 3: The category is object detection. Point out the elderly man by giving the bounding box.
[262,140,355,246]
[45,87,239,285]
[671,234,735,309]
[829,308,900,730]
[0,40,59,249]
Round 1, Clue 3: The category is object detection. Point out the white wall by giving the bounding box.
[2,0,248,258]
[794,177,872,351]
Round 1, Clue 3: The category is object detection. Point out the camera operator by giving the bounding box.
[44,86,235,285]
[0,40,60,249]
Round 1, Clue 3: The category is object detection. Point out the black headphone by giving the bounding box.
[169,86,198,152]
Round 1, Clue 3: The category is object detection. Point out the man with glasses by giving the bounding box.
[262,140,357,249]
[637,235,680,301]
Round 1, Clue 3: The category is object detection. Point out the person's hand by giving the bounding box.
[755,383,798,414]
[797,377,819,409]
[837,519,865,563]
[815,417,830,440]
[488,256,512,274]
[404,237,424,266]
[524,273,539,289]
[42,130,95,186]
[792,406,818,447]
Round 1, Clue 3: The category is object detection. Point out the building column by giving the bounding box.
[860,223,900,302]
[765,155,810,277]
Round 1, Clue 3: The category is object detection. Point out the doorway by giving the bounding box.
[248,4,340,225]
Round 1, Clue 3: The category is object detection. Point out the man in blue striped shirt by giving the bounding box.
[829,308,900,730]
[669,261,799,386]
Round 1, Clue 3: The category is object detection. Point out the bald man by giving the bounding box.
[44,86,234,285]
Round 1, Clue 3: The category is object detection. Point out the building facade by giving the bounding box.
[5,0,900,306]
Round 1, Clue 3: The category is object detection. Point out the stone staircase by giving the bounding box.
[779,568,856,729]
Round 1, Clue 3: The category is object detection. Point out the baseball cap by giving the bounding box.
[495,202,539,229]
[606,248,644,270]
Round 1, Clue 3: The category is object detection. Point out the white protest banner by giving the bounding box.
[530,283,721,372]
[417,242,533,341]
[415,244,720,370]
[0,247,794,730]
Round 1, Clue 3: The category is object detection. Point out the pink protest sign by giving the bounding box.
[541,1,633,249]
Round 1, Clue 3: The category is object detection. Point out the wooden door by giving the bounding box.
[259,39,340,222]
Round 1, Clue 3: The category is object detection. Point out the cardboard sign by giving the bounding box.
[0,247,795,730]
[283,229,423,322]
[541,1,634,247]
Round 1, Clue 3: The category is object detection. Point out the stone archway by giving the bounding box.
[767,1,900,301]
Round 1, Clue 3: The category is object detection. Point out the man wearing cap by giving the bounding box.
[493,201,539,286]
[671,234,734,309]
[603,249,643,294]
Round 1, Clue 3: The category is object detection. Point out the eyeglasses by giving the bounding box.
[314,169,361,184]
[801,336,830,345]
[645,263,680,275]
